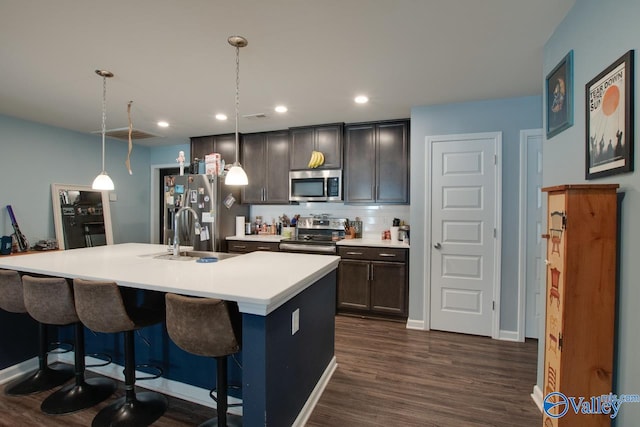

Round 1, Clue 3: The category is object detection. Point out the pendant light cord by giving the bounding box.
[101,74,107,173]
[126,100,133,175]
[234,44,240,165]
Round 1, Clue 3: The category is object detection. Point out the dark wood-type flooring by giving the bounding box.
[0,315,541,426]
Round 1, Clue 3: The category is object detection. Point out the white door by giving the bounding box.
[520,130,543,339]
[429,132,501,337]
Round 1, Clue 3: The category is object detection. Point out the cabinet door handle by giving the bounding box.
[370,264,374,281]
[379,253,397,257]
[346,251,363,255]
[233,245,247,249]
[257,246,271,250]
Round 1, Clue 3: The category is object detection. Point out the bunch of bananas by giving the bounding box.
[307,150,325,168]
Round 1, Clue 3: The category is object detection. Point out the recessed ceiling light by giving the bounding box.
[157,121,169,128]
[275,105,288,113]
[355,95,369,104]
[215,113,228,121]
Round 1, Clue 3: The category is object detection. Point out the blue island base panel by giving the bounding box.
[242,270,336,426]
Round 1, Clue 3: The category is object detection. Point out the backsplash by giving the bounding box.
[249,203,410,238]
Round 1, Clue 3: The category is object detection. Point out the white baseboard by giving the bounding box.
[498,329,522,342]
[531,384,543,412]
[0,357,39,385]
[3,351,334,421]
[406,318,426,330]
[55,352,242,416]
[292,356,337,427]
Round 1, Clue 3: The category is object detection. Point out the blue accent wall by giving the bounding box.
[542,1,640,425]
[409,96,542,333]
[0,114,152,245]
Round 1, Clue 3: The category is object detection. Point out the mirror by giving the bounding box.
[51,184,114,250]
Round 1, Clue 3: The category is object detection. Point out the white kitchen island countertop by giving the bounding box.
[0,243,339,316]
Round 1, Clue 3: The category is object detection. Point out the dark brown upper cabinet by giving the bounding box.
[289,123,344,170]
[190,133,238,167]
[344,120,409,204]
[241,131,290,204]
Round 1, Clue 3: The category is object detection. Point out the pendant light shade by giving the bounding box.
[92,69,114,191]
[225,164,249,185]
[92,172,115,191]
[225,35,249,186]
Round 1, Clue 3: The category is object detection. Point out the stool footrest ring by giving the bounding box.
[86,353,113,368]
[126,364,163,381]
[48,341,73,354]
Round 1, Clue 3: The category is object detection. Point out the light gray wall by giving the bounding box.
[541,1,640,424]
[408,96,542,333]
[0,114,152,245]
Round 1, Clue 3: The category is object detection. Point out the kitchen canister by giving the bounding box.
[235,216,245,237]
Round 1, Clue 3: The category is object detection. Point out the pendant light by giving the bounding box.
[224,36,249,186]
[92,69,115,191]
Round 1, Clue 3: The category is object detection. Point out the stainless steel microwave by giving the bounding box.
[289,169,342,202]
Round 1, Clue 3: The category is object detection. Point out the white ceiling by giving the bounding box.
[0,0,574,146]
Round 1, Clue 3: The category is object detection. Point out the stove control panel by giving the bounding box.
[297,216,346,230]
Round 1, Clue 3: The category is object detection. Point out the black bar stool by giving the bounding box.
[73,279,167,427]
[22,275,117,414]
[165,293,242,427]
[0,269,74,396]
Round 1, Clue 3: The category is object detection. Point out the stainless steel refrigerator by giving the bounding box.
[163,174,248,253]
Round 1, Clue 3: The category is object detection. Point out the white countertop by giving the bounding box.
[227,234,409,248]
[337,238,410,248]
[0,243,339,316]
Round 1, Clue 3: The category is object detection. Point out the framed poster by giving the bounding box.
[546,50,573,139]
[585,50,634,180]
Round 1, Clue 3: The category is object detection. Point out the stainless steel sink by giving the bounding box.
[152,251,238,261]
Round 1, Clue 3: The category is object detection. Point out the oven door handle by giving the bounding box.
[279,243,337,254]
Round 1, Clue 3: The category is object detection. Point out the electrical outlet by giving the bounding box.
[292,308,300,335]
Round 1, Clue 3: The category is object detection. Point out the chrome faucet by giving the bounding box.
[173,206,201,256]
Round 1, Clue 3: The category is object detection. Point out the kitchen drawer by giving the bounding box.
[338,246,407,262]
[228,241,280,254]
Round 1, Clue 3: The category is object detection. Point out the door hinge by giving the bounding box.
[558,333,563,350]
[494,154,497,165]
[492,301,495,310]
[562,214,567,230]
[493,228,497,238]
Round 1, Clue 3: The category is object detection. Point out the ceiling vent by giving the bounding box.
[92,127,161,140]
[242,113,268,119]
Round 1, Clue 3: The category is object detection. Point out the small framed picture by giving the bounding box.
[546,50,573,139]
[585,50,634,180]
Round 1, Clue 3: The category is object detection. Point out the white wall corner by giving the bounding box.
[531,384,544,413]
[498,329,521,342]
[406,318,427,330]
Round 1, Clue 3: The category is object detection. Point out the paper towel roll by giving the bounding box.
[390,226,399,243]
[236,216,245,236]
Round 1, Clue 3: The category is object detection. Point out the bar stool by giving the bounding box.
[0,269,73,396]
[22,275,117,414]
[165,293,242,427]
[73,279,168,427]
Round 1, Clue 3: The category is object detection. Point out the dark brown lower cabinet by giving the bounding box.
[227,240,280,254]
[337,246,408,320]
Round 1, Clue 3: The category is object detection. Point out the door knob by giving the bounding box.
[433,242,442,249]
